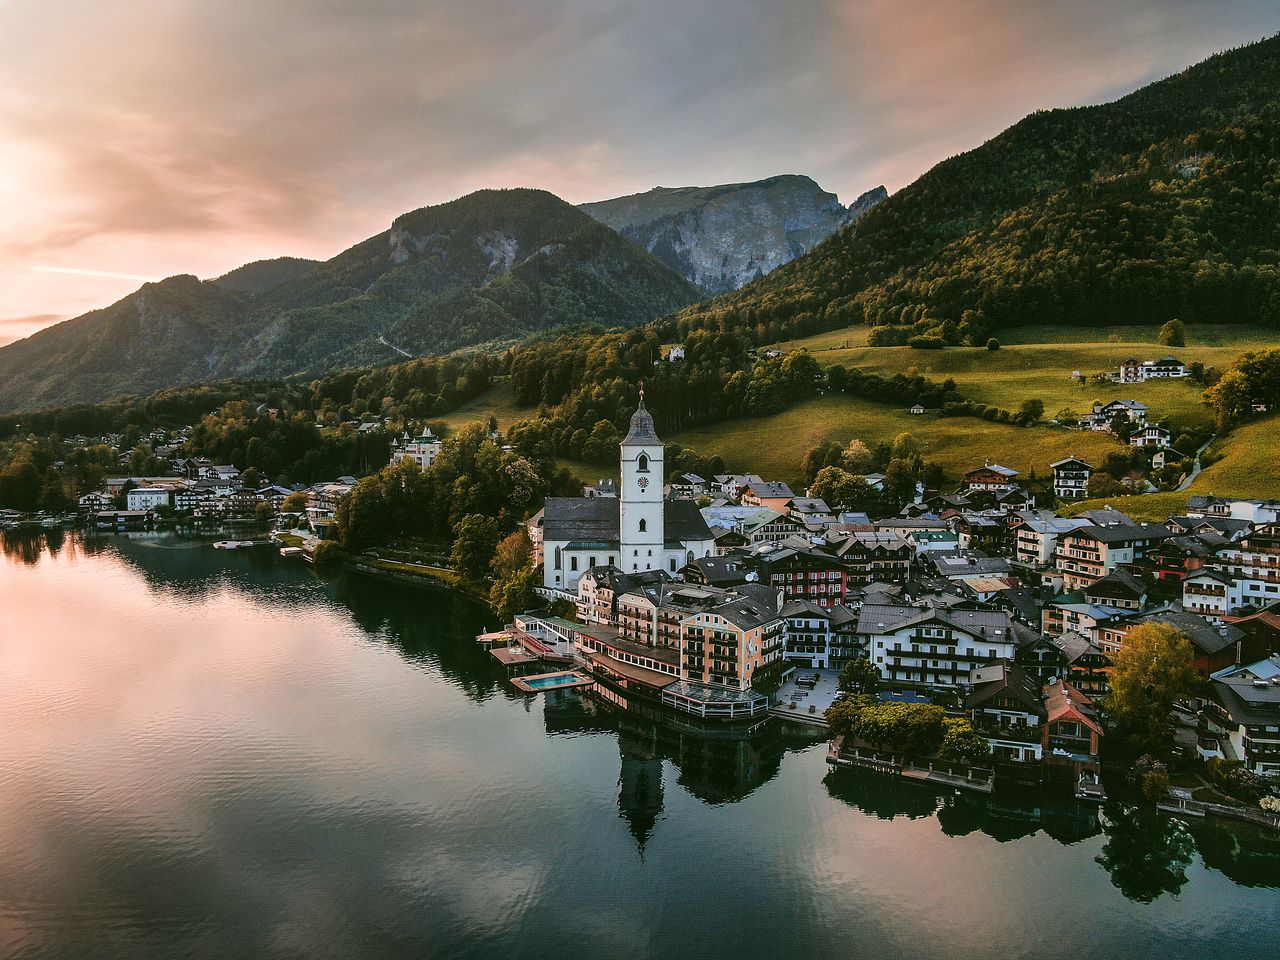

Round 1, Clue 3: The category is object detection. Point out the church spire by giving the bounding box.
[621,384,659,445]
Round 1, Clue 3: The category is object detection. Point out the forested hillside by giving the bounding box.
[669,36,1280,346]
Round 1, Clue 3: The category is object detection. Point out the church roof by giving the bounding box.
[541,497,714,543]
[622,393,660,445]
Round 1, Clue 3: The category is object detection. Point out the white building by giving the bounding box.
[857,604,1021,691]
[389,430,443,469]
[126,487,172,511]
[540,393,716,592]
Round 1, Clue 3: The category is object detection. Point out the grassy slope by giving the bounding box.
[669,395,1120,489]
[434,380,524,433]
[768,324,1280,432]
[1063,416,1280,521]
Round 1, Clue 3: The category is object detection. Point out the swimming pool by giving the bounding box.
[510,671,592,693]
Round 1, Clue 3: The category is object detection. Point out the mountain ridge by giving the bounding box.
[581,175,886,294]
[0,189,700,412]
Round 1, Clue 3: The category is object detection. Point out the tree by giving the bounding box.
[1087,472,1128,499]
[824,694,875,740]
[838,657,880,694]
[490,528,533,581]
[986,338,1000,351]
[938,717,991,765]
[810,466,879,514]
[489,566,540,622]
[1158,319,1187,347]
[254,500,276,524]
[312,540,343,566]
[841,438,874,473]
[891,432,920,459]
[1018,398,1045,424]
[1107,623,1200,753]
[281,491,309,514]
[450,513,502,582]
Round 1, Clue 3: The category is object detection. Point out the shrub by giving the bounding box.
[908,335,946,350]
[986,338,1000,351]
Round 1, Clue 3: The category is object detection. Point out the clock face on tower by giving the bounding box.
[637,477,649,490]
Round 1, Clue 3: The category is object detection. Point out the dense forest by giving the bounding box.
[667,37,1280,347]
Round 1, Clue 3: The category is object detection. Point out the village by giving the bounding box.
[3,380,1277,825]
[474,393,1280,822]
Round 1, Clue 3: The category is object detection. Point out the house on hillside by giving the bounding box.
[964,463,1019,494]
[1050,457,1093,501]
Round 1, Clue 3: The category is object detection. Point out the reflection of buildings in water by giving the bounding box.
[617,724,664,852]
[826,766,1102,846]
[539,684,789,852]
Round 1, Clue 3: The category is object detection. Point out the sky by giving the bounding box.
[0,0,1276,344]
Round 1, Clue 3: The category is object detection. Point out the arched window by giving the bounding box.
[686,550,694,565]
[637,453,649,473]
[554,546,562,570]
[638,518,647,533]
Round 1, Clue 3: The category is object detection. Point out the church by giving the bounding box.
[536,391,716,592]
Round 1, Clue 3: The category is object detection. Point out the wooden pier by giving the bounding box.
[826,737,995,794]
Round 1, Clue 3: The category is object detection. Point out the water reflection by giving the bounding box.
[3,530,1280,960]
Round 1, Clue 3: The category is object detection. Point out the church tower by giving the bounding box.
[619,386,664,573]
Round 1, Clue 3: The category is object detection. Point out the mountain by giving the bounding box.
[0,189,700,412]
[581,175,886,294]
[212,257,320,295]
[673,37,1280,343]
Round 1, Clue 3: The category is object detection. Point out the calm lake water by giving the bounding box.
[1,531,1278,959]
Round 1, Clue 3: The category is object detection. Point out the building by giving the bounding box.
[1129,425,1172,449]
[1080,399,1149,431]
[740,481,796,512]
[964,463,1020,494]
[1055,523,1171,590]
[965,662,1046,764]
[126,486,172,511]
[1205,660,1280,777]
[858,604,1022,691]
[540,394,715,592]
[826,531,913,585]
[1010,514,1089,568]
[1204,523,1280,610]
[1051,457,1093,500]
[389,430,443,469]
[752,541,847,608]
[1041,678,1104,780]
[1117,356,1187,383]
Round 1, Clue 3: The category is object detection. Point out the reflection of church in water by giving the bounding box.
[538,686,791,852]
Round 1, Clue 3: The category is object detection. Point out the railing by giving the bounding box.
[1158,796,1280,831]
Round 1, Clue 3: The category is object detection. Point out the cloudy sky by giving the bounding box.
[0,0,1276,343]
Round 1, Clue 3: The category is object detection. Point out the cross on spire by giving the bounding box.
[638,381,645,407]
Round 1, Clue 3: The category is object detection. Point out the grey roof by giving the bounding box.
[1067,523,1171,545]
[1120,609,1243,656]
[542,497,713,543]
[621,397,660,445]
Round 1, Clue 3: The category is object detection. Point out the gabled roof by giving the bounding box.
[966,463,1019,478]
[965,661,1046,716]
[1044,680,1103,737]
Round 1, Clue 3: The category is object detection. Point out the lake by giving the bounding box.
[1,531,1277,959]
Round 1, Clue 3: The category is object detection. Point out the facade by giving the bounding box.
[1011,515,1088,568]
[1129,425,1172,448]
[1055,524,1170,590]
[964,463,1020,494]
[858,604,1021,691]
[389,431,443,469]
[965,662,1046,764]
[754,542,847,608]
[1050,457,1093,500]
[1117,356,1187,383]
[827,532,913,585]
[1206,523,1280,610]
[126,487,172,511]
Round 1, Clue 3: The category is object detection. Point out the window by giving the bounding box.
[553,546,562,570]
[570,557,578,572]
[637,453,649,472]
[670,558,677,571]
[638,518,646,533]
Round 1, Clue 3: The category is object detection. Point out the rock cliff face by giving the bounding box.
[581,175,886,294]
